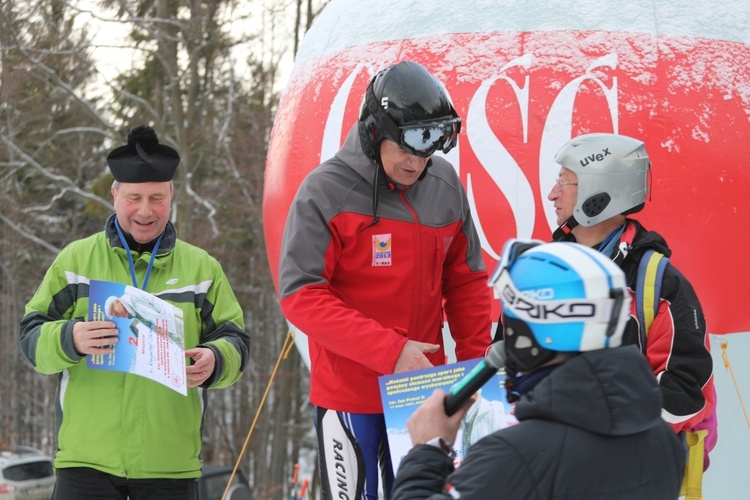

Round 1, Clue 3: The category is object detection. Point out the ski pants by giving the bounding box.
[314,406,394,500]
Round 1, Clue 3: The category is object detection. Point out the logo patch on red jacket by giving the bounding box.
[372,234,392,266]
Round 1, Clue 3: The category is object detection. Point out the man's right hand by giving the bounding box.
[72,321,119,355]
[407,388,471,447]
[393,340,440,373]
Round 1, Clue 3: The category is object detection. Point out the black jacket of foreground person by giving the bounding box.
[393,346,686,500]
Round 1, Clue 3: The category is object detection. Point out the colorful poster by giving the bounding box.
[378,358,517,475]
[87,280,187,395]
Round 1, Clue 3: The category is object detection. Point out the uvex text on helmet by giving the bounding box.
[358,61,461,159]
[490,240,631,373]
[554,133,650,227]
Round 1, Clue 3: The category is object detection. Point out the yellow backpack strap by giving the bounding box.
[637,250,708,497]
[635,249,668,345]
[680,429,708,499]
[637,251,707,499]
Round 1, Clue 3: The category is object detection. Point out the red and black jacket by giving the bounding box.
[612,219,715,434]
[278,126,492,413]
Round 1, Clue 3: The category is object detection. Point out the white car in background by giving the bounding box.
[0,449,55,499]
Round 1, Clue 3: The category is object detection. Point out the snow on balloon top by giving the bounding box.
[292,0,749,84]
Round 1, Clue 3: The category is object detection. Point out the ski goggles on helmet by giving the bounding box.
[397,117,462,157]
[492,267,623,327]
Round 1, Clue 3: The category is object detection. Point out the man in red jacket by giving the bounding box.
[278,61,492,499]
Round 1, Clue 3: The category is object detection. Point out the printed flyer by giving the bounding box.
[88,280,187,395]
[378,358,517,474]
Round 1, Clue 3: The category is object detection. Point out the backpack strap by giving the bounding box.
[680,429,709,499]
[635,249,669,347]
[637,249,709,499]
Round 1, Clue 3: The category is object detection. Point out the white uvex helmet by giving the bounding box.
[555,133,651,227]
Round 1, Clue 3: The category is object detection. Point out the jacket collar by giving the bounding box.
[611,219,671,266]
[104,213,176,254]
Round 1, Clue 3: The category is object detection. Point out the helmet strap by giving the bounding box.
[504,370,521,404]
[417,158,433,181]
[552,216,579,241]
[605,288,626,340]
[363,162,385,230]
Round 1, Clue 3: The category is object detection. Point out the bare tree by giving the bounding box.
[1,0,110,452]
[1,0,330,497]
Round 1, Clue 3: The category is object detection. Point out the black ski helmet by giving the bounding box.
[358,61,461,160]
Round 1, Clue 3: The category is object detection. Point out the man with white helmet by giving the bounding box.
[547,133,716,476]
[393,240,686,499]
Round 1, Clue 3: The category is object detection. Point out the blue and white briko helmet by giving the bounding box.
[489,240,631,373]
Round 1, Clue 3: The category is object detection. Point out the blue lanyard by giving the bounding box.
[598,223,626,258]
[114,217,164,290]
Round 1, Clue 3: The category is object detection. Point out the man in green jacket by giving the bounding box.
[19,125,250,499]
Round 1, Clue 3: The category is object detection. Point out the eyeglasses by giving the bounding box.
[554,178,578,191]
[399,117,462,158]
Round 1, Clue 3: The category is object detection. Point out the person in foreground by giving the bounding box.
[392,240,686,500]
[19,125,250,499]
[278,61,492,499]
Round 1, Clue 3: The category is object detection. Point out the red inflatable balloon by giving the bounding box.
[264,0,750,334]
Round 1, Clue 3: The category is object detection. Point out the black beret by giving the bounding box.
[106,125,180,182]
